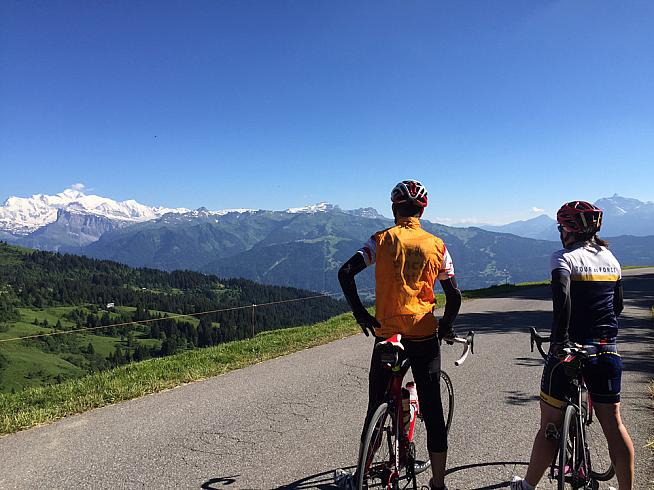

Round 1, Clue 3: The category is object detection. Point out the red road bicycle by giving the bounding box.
[356,331,475,490]
[530,328,615,489]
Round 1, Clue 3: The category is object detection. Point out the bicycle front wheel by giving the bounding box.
[440,370,454,434]
[357,402,397,489]
[408,371,453,478]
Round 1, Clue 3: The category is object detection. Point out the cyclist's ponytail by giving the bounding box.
[593,234,609,247]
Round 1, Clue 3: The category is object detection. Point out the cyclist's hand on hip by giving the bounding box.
[354,310,380,337]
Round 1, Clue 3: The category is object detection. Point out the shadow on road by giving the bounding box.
[456,307,653,377]
[456,309,550,336]
[513,357,543,367]
[270,460,531,489]
[444,460,530,490]
[503,390,540,406]
[272,466,355,489]
[202,476,241,488]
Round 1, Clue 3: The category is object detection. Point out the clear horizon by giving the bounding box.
[1,1,652,224]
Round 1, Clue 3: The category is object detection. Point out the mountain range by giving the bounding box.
[479,195,654,240]
[1,189,653,293]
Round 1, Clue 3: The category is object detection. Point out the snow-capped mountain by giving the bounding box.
[474,195,654,240]
[594,194,654,237]
[345,207,386,219]
[285,202,337,214]
[595,194,654,217]
[0,188,189,236]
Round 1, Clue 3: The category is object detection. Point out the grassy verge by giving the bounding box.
[623,265,654,270]
[0,312,360,436]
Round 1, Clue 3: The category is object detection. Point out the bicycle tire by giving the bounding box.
[406,371,453,478]
[440,370,454,434]
[357,402,397,490]
[558,404,593,489]
[558,405,576,489]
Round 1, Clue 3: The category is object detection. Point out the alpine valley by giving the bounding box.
[1,189,653,293]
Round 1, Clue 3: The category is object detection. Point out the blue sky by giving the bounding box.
[1,1,652,224]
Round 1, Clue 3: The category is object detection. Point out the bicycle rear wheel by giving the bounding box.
[357,402,398,489]
[558,404,591,489]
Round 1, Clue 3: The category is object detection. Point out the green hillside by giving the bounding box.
[0,242,347,393]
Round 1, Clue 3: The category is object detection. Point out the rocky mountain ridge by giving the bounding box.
[0,188,188,236]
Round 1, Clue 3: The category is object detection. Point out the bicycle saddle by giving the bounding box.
[376,334,404,351]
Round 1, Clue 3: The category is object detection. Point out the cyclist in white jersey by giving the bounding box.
[512,201,634,490]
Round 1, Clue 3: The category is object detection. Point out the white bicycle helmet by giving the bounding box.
[390,180,428,208]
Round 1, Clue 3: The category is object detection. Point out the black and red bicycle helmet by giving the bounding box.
[391,180,428,208]
[556,201,603,234]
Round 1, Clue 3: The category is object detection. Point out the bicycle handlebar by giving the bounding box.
[375,331,475,367]
[530,327,549,360]
[446,330,475,367]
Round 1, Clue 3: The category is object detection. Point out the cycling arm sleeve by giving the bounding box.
[551,268,571,343]
[338,253,368,318]
[439,277,462,327]
[613,279,624,316]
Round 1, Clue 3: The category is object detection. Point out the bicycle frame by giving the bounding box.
[387,359,412,482]
[361,331,474,489]
[367,340,415,482]
[529,327,615,488]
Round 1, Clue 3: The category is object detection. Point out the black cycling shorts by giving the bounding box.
[540,343,622,408]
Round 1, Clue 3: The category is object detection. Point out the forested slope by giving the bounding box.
[0,242,347,392]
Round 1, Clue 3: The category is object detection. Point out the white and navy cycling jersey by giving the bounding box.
[550,242,621,342]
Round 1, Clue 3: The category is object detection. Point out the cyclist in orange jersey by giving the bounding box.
[337,180,462,490]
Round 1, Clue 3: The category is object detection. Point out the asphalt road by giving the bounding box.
[1,268,652,489]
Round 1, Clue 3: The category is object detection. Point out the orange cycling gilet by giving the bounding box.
[359,217,455,339]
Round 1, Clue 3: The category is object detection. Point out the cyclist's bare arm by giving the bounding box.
[338,253,380,336]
